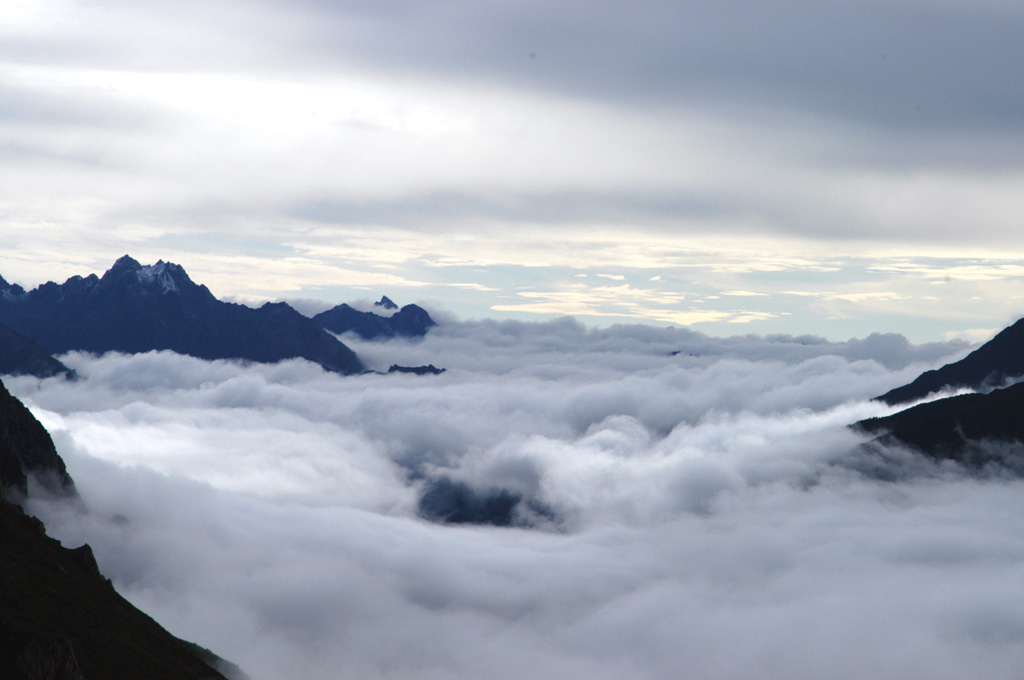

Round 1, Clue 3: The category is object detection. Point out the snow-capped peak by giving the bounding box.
[136,260,181,294]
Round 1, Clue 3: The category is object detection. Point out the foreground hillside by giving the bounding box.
[0,377,235,679]
[0,497,234,680]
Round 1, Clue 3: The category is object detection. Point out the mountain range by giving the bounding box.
[0,257,440,379]
[0,256,369,375]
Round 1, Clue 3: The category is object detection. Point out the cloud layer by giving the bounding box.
[9,322,1024,679]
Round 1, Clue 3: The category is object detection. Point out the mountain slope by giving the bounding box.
[856,381,1024,466]
[0,256,363,375]
[877,318,1024,405]
[0,377,234,679]
[0,497,233,680]
[0,378,76,499]
[313,299,436,340]
[0,323,75,380]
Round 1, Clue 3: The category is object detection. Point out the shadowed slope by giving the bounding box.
[857,381,1024,467]
[877,318,1024,405]
[0,375,239,678]
[0,324,75,380]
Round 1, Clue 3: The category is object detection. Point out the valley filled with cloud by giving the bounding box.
[9,322,1024,679]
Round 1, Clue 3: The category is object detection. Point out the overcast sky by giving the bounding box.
[4,0,1024,341]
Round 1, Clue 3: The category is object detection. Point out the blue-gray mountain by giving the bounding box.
[313,297,436,340]
[0,322,75,380]
[0,256,364,375]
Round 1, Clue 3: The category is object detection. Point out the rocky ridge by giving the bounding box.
[0,256,363,375]
[313,297,436,340]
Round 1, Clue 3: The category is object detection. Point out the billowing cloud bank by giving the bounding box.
[10,321,1024,679]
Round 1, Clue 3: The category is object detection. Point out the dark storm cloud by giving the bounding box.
[270,0,1024,132]
[16,1,1023,137]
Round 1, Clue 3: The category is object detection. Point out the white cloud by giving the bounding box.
[6,321,1006,679]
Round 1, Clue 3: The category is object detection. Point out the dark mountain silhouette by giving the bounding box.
[0,256,363,375]
[877,319,1024,405]
[313,299,436,340]
[387,364,445,376]
[0,378,239,679]
[0,323,75,380]
[0,379,75,500]
[855,380,1024,468]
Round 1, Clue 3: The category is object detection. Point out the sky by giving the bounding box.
[3,0,1024,342]
[15,322,1024,680]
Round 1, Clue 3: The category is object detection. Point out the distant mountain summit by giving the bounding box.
[0,256,363,375]
[374,295,398,311]
[877,318,1024,405]
[313,299,436,340]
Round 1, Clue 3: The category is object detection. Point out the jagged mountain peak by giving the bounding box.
[110,254,142,270]
[98,256,198,296]
[313,297,436,340]
[0,273,25,299]
[375,295,398,310]
[135,260,189,294]
[0,258,364,375]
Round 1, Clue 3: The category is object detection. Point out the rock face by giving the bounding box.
[0,495,232,680]
[856,381,1024,468]
[0,324,75,380]
[877,318,1024,405]
[0,256,363,375]
[313,299,436,340]
[0,380,235,679]
[0,378,75,499]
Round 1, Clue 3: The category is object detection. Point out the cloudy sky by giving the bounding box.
[3,0,1024,342]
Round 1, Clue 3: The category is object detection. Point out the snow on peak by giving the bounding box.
[136,260,182,294]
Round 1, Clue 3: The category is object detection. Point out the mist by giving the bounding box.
[10,320,1024,679]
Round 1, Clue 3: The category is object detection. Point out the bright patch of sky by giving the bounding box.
[3,1,1024,342]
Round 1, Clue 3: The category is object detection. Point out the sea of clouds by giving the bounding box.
[9,319,1024,680]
